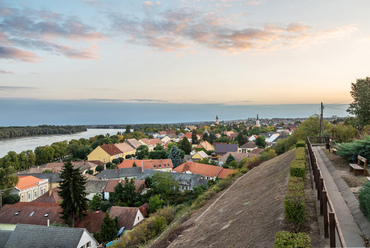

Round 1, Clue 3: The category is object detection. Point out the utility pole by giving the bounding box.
[321,102,325,140]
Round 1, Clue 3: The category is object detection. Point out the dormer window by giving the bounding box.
[44,212,49,217]
[30,211,35,217]
[14,211,20,216]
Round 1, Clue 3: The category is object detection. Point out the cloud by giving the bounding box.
[247,0,263,6]
[0,46,42,62]
[0,70,14,74]
[0,86,38,91]
[87,98,168,103]
[0,6,105,61]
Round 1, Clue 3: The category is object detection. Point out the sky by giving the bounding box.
[1,0,369,125]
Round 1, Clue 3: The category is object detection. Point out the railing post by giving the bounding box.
[320,177,324,215]
[323,191,329,238]
[329,212,336,247]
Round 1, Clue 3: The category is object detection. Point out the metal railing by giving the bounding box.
[306,136,346,247]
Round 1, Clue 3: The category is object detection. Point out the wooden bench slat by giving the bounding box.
[349,163,364,170]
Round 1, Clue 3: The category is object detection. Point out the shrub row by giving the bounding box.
[274,231,311,248]
[359,181,370,221]
[295,147,306,160]
[296,140,306,148]
[290,160,306,179]
[284,176,305,230]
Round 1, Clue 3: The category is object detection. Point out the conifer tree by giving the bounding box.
[191,130,198,144]
[58,160,88,226]
[95,212,119,243]
[168,145,182,168]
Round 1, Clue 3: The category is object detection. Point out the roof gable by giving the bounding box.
[118,159,173,170]
[115,142,135,153]
[104,179,145,193]
[100,144,123,156]
[173,162,222,178]
[16,175,44,190]
[109,206,141,230]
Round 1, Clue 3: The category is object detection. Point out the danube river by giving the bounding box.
[0,129,126,157]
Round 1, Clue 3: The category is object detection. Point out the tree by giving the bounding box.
[125,125,131,134]
[136,145,149,159]
[209,132,216,144]
[133,161,137,167]
[58,160,88,226]
[202,132,209,142]
[255,136,266,148]
[225,154,235,165]
[111,178,138,207]
[96,165,104,172]
[148,195,165,213]
[95,212,119,244]
[191,130,198,144]
[347,77,370,132]
[178,137,192,154]
[0,166,18,191]
[150,173,179,199]
[168,145,182,168]
[90,194,102,211]
[235,133,246,146]
[215,137,229,144]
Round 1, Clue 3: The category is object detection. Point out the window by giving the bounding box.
[34,191,37,198]
[30,211,35,217]
[28,192,31,200]
[86,241,91,247]
[21,195,24,202]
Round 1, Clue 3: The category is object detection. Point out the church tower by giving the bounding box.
[215,115,219,125]
[256,114,261,127]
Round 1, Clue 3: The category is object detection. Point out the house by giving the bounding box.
[109,206,145,235]
[96,167,143,180]
[260,132,280,145]
[45,161,98,174]
[32,188,61,204]
[248,148,265,157]
[87,144,123,163]
[173,162,236,180]
[10,175,49,202]
[219,152,249,166]
[115,142,136,158]
[181,133,200,143]
[239,141,258,153]
[85,180,109,200]
[192,151,209,161]
[136,169,208,191]
[22,173,61,189]
[248,135,258,141]
[214,144,239,156]
[118,159,173,172]
[2,224,98,248]
[103,179,146,200]
[139,138,163,151]
[161,135,172,144]
[126,139,143,150]
[0,202,64,227]
[195,141,214,152]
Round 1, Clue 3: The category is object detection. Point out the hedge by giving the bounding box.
[296,140,305,148]
[290,160,306,179]
[359,181,370,221]
[284,192,306,230]
[295,147,306,160]
[287,177,304,194]
[274,231,311,248]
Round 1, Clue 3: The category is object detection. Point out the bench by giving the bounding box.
[349,155,368,176]
[332,148,337,155]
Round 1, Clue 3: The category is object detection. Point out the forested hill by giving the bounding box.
[0,125,87,139]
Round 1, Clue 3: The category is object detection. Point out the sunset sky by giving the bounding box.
[1,0,369,125]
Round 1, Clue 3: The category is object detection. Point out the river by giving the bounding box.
[0,129,127,157]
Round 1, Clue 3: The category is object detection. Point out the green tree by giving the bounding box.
[95,212,119,244]
[133,161,137,167]
[225,154,235,165]
[150,173,179,199]
[136,145,149,159]
[178,137,192,154]
[347,77,370,132]
[90,194,102,211]
[0,166,18,191]
[96,165,104,172]
[191,130,198,144]
[148,195,165,213]
[111,178,138,207]
[215,137,229,144]
[125,125,132,134]
[202,132,209,142]
[235,133,246,146]
[168,145,182,168]
[58,160,88,226]
[255,136,266,148]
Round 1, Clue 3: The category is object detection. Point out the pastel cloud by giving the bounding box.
[110,8,354,54]
[0,6,105,61]
[0,46,41,62]
[0,86,38,91]
[0,70,14,74]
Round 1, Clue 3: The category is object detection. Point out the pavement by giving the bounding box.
[313,146,370,248]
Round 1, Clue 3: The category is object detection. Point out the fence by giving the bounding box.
[308,136,330,144]
[306,136,346,247]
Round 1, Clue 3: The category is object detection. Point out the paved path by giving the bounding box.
[313,146,370,247]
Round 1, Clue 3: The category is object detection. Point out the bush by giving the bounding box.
[287,177,304,194]
[3,194,20,205]
[295,147,306,160]
[284,192,305,230]
[290,160,306,179]
[96,165,104,172]
[125,154,132,159]
[337,135,370,162]
[274,231,311,248]
[359,181,370,221]
[106,162,112,168]
[112,158,120,164]
[296,140,305,148]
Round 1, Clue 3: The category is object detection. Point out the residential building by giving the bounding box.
[214,144,239,156]
[125,139,143,150]
[2,224,98,248]
[173,162,236,180]
[139,138,163,151]
[44,161,98,174]
[103,179,146,200]
[109,206,145,235]
[115,142,136,158]
[10,175,49,203]
[192,151,209,161]
[219,152,249,166]
[85,180,109,200]
[96,167,143,180]
[239,141,258,153]
[195,141,214,152]
[118,159,173,172]
[87,144,123,163]
[136,169,208,191]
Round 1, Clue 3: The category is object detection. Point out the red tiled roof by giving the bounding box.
[198,141,214,151]
[100,144,122,156]
[118,159,173,170]
[0,202,64,226]
[173,162,222,178]
[217,168,236,179]
[32,188,61,203]
[16,175,44,190]
[104,179,145,193]
[75,212,105,233]
[139,203,149,217]
[140,138,162,146]
[109,206,141,230]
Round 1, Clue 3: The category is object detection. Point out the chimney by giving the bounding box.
[115,167,117,172]
[49,177,53,196]
[47,219,50,226]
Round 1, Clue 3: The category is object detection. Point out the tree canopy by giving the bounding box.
[168,145,182,168]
